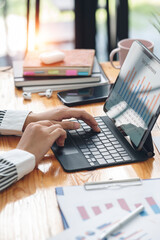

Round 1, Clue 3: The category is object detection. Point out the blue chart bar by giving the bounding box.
[119,79,126,95]
[135,204,148,216]
[85,231,95,236]
[121,82,129,99]
[128,85,137,105]
[141,100,149,118]
[123,71,137,101]
[131,83,142,108]
[97,222,111,230]
[146,197,160,214]
[120,67,135,98]
[137,95,147,116]
[76,236,85,240]
[118,70,130,95]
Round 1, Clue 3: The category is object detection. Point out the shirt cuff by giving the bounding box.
[0,110,30,135]
[1,149,36,180]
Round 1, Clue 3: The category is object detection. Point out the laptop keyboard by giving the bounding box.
[68,117,132,167]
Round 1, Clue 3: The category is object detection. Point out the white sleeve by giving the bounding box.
[0,149,36,191]
[0,110,30,135]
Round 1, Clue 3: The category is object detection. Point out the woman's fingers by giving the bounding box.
[61,108,100,132]
[47,124,67,146]
[51,108,100,132]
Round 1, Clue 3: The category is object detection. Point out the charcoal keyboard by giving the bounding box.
[68,117,132,167]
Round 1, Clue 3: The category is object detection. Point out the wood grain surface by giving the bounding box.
[0,62,160,240]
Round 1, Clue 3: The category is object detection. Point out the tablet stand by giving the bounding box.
[142,133,154,158]
[132,132,154,158]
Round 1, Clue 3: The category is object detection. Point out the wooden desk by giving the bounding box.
[0,62,160,240]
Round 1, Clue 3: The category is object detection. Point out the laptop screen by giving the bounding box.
[104,41,160,148]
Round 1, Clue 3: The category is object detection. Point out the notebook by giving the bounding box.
[23,49,95,77]
[21,58,108,92]
[51,41,160,172]
[13,57,101,88]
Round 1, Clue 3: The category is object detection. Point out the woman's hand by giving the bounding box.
[23,107,100,132]
[17,121,66,165]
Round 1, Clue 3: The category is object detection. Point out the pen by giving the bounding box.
[99,205,144,240]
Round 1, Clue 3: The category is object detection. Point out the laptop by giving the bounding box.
[51,41,160,172]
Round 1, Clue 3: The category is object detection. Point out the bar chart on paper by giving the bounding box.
[76,195,160,221]
[53,201,158,240]
[55,179,160,240]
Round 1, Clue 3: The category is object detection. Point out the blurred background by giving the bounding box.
[0,0,160,66]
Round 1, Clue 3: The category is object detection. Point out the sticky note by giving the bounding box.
[34,71,45,74]
[48,70,59,75]
[78,72,89,76]
[24,71,35,76]
[66,70,77,76]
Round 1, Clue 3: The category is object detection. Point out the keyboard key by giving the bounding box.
[97,133,105,137]
[90,162,95,166]
[83,152,91,155]
[111,153,120,157]
[115,159,124,162]
[104,155,113,160]
[114,156,122,160]
[88,144,96,148]
[90,148,99,152]
[109,150,117,154]
[106,159,115,164]
[107,146,115,150]
[99,149,108,153]
[94,141,103,145]
[123,156,132,161]
[97,145,105,149]
[99,137,106,140]
[97,158,106,165]
[103,140,110,144]
[69,130,77,134]
[91,151,100,155]
[109,137,117,142]
[102,152,110,156]
[121,153,128,156]
[118,147,126,151]
[81,149,89,152]
[95,155,103,159]
[104,143,112,147]
[114,144,123,148]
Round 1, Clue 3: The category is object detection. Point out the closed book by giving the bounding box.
[23,49,95,77]
[22,74,108,93]
[13,57,101,87]
[22,61,109,93]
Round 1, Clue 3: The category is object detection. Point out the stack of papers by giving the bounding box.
[49,178,160,239]
[13,56,109,92]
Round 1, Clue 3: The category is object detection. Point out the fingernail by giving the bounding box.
[94,126,101,132]
[59,142,64,147]
[73,122,80,129]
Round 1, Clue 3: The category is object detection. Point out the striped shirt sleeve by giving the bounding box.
[0,110,30,135]
[0,158,18,191]
[0,149,35,191]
